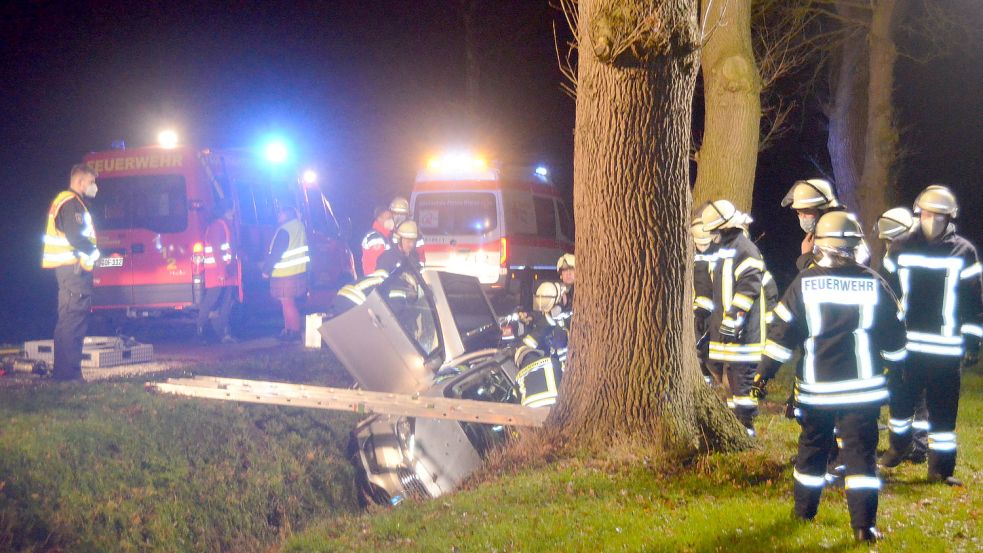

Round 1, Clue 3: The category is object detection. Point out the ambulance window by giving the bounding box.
[415,193,497,235]
[557,200,574,240]
[533,197,557,238]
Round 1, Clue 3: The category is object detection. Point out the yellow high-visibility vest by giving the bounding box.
[42,190,98,271]
[270,218,309,278]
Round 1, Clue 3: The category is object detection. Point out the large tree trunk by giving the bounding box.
[693,0,761,212]
[826,2,869,212]
[857,0,902,265]
[547,0,751,455]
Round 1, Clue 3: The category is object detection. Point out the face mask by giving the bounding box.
[84,183,98,198]
[921,215,947,241]
[798,214,816,234]
[695,242,709,253]
[384,219,395,231]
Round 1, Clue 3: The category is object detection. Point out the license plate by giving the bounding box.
[98,257,124,268]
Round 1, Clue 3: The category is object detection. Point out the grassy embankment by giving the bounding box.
[284,367,983,552]
[0,349,361,553]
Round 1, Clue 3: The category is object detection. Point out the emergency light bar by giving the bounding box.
[418,152,498,182]
[158,130,178,149]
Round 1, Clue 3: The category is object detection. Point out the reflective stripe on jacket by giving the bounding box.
[269,219,309,278]
[42,190,98,271]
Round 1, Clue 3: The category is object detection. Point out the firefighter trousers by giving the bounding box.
[794,406,880,529]
[708,361,758,432]
[887,355,961,478]
[197,286,235,338]
[53,265,92,381]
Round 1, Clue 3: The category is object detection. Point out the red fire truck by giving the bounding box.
[84,145,355,320]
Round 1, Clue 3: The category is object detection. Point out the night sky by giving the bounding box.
[1,1,980,342]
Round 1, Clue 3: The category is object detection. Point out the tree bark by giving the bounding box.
[547,0,751,456]
[857,0,902,266]
[693,0,761,212]
[826,2,869,213]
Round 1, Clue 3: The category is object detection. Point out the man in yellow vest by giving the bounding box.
[42,163,101,381]
[262,204,309,342]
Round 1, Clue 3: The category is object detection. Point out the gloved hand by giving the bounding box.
[963,336,981,368]
[750,373,769,400]
[719,314,744,343]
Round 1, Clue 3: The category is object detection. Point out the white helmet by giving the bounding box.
[557,253,575,272]
[814,211,864,249]
[875,207,915,241]
[533,282,562,314]
[781,179,841,210]
[394,220,419,241]
[690,214,713,247]
[701,200,752,232]
[389,196,410,216]
[913,185,958,218]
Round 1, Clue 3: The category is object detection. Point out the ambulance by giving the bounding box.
[410,153,574,304]
[85,144,355,319]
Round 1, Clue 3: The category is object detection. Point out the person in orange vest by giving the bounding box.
[263,204,310,342]
[196,201,238,344]
[360,205,393,276]
[42,163,101,381]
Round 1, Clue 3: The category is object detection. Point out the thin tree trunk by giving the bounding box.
[548,0,751,456]
[693,0,761,212]
[826,2,869,213]
[857,0,902,265]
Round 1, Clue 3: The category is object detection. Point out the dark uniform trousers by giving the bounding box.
[197,286,235,337]
[888,352,961,477]
[54,265,92,381]
[795,406,880,529]
[708,361,758,429]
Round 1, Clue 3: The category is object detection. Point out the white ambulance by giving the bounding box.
[410,153,573,304]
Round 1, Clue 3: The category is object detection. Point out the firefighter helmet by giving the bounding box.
[701,200,737,232]
[533,282,562,314]
[389,196,410,216]
[913,185,958,218]
[557,253,575,272]
[875,207,916,241]
[690,214,713,248]
[394,220,419,241]
[814,211,864,248]
[781,179,841,210]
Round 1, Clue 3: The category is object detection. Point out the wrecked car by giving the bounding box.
[320,266,523,504]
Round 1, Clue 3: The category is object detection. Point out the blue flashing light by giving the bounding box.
[264,140,289,164]
[535,166,548,177]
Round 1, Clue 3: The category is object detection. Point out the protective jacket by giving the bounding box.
[882,224,983,357]
[361,220,391,276]
[521,311,569,367]
[203,218,237,289]
[42,190,99,271]
[377,248,421,273]
[758,262,907,408]
[514,346,562,408]
[265,219,309,278]
[705,228,765,363]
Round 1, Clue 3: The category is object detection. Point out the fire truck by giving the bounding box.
[84,144,355,320]
[410,152,574,306]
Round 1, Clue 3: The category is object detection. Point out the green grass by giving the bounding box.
[0,349,361,553]
[282,367,983,553]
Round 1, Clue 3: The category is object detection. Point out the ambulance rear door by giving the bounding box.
[413,189,503,285]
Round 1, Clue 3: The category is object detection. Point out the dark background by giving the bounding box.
[1,1,980,342]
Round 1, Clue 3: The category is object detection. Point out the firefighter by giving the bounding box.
[514,282,567,407]
[197,201,238,344]
[878,185,982,486]
[701,200,765,435]
[874,207,929,463]
[378,220,422,273]
[361,206,394,276]
[781,178,844,270]
[42,163,101,381]
[691,208,717,383]
[263,204,310,342]
[331,269,390,316]
[752,211,906,543]
[389,196,410,228]
[557,253,575,307]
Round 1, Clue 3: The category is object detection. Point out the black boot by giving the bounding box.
[879,446,910,468]
[853,527,881,543]
[928,472,963,487]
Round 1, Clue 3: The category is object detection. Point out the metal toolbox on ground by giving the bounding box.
[24,337,153,368]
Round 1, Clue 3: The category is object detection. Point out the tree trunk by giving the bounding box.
[548,0,751,456]
[826,2,869,212]
[857,0,902,266]
[693,0,761,212]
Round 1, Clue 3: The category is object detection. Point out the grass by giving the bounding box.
[282,366,983,553]
[0,349,362,553]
